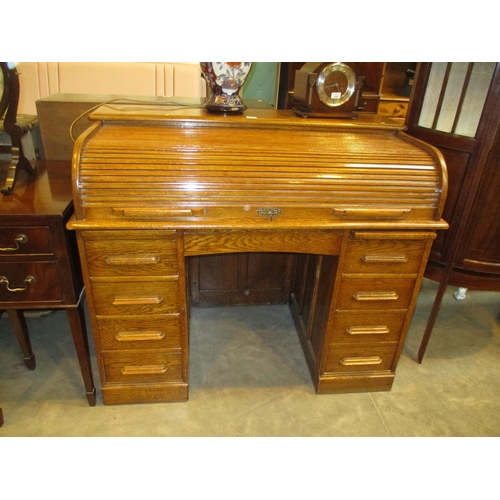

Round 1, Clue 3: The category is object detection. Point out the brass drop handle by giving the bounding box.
[0,275,36,292]
[0,234,28,252]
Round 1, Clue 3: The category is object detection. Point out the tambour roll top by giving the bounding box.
[72,107,447,229]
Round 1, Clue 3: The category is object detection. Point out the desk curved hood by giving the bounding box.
[72,107,447,231]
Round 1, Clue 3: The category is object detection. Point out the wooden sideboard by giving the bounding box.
[68,106,448,405]
[0,161,96,405]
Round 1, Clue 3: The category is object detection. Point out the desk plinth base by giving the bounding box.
[315,373,395,394]
[102,382,188,405]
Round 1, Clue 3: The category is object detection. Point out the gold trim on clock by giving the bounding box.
[316,62,357,107]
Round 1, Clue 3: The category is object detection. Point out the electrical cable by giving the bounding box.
[69,98,204,143]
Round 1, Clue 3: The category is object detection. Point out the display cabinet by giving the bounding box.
[405,62,500,361]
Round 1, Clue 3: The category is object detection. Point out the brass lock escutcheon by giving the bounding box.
[256,207,282,221]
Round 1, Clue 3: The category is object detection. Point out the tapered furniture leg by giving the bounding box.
[66,300,96,406]
[6,309,36,370]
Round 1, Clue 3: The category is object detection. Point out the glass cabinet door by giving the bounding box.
[417,62,496,138]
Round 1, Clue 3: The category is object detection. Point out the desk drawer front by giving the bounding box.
[85,239,178,277]
[329,311,407,344]
[0,227,53,256]
[343,239,427,275]
[323,344,397,373]
[336,278,415,311]
[103,351,183,384]
[98,314,182,350]
[0,262,62,303]
[92,281,179,315]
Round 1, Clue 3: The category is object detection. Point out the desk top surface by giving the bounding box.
[0,161,73,218]
[88,104,405,132]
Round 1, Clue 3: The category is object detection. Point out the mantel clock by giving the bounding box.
[293,62,364,118]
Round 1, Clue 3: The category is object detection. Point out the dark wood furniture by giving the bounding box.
[405,62,500,361]
[0,62,37,195]
[68,106,447,405]
[277,62,385,112]
[0,161,96,405]
[0,309,36,369]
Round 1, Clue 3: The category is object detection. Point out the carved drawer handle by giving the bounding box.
[115,331,166,342]
[113,208,205,218]
[361,254,409,263]
[0,234,28,252]
[332,208,412,219]
[352,291,399,301]
[105,255,161,266]
[0,275,36,292]
[120,364,168,375]
[340,356,383,366]
[112,295,164,306]
[346,326,390,335]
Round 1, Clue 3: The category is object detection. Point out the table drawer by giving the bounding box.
[343,238,427,275]
[336,278,416,311]
[0,227,53,256]
[0,262,62,303]
[85,238,178,277]
[329,311,407,344]
[91,280,179,315]
[103,351,183,384]
[323,344,397,374]
[98,314,182,351]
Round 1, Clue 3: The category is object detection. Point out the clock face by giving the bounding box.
[316,62,357,107]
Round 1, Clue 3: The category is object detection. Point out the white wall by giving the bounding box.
[16,62,206,114]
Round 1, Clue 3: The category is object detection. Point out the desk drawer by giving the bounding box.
[85,239,178,277]
[0,227,53,256]
[336,278,415,311]
[91,280,179,315]
[98,314,182,350]
[343,239,427,275]
[329,311,407,344]
[103,351,183,384]
[0,262,62,303]
[323,344,397,374]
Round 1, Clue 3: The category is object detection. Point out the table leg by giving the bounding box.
[66,301,96,406]
[0,407,3,427]
[6,309,36,370]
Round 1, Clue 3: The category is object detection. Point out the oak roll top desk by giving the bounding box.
[68,106,448,405]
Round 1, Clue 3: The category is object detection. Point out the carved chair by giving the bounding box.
[0,62,36,195]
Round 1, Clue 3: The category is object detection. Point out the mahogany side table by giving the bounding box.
[0,161,96,406]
